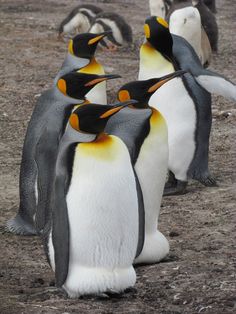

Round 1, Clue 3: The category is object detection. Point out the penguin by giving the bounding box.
[149,0,172,18]
[166,0,218,52]
[89,12,133,51]
[58,4,102,39]
[139,17,236,195]
[6,32,111,235]
[45,102,141,297]
[35,72,120,232]
[139,16,214,195]
[6,72,118,235]
[192,0,218,52]
[54,32,111,104]
[203,0,217,13]
[169,6,212,67]
[115,71,186,263]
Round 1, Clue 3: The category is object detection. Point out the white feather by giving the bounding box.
[63,13,90,35]
[134,110,169,264]
[149,0,166,18]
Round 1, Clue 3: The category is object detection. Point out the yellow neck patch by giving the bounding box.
[78,57,104,75]
[78,134,119,160]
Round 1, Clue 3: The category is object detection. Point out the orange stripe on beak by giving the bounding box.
[100,106,123,119]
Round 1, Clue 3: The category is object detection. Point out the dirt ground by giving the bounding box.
[0,0,235,313]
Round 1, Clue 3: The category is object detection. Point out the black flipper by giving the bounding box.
[133,169,145,259]
[35,126,60,232]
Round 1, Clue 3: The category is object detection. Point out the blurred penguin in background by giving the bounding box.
[58,4,102,40]
[89,12,133,51]
[169,6,212,67]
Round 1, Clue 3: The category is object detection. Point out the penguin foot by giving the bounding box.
[198,175,217,187]
[165,171,177,189]
[5,214,37,236]
[163,180,188,196]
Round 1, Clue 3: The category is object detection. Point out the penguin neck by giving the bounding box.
[53,86,85,104]
[139,42,176,78]
[53,53,90,86]
[78,57,105,75]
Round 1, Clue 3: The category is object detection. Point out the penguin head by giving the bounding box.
[69,100,137,135]
[57,72,121,99]
[118,70,186,108]
[144,16,173,61]
[68,32,111,58]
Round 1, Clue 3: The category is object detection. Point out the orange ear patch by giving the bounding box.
[57,79,67,95]
[118,90,130,102]
[68,39,74,55]
[69,113,80,131]
[144,24,151,39]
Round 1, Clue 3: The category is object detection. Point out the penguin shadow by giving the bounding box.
[19,278,137,302]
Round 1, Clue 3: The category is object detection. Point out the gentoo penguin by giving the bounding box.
[192,0,218,52]
[139,16,214,195]
[6,72,118,235]
[169,6,212,67]
[54,32,111,104]
[203,0,217,13]
[116,71,186,263]
[149,0,172,18]
[35,72,120,232]
[45,102,140,297]
[58,4,102,39]
[139,17,236,195]
[89,12,133,51]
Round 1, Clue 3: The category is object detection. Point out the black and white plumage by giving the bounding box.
[58,4,102,38]
[89,12,133,50]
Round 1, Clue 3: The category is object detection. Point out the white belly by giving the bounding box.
[85,81,107,104]
[52,136,138,296]
[150,79,196,181]
[134,112,169,264]
[135,113,168,233]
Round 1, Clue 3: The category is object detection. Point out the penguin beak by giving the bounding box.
[88,31,112,45]
[148,70,187,93]
[84,74,121,87]
[100,100,138,119]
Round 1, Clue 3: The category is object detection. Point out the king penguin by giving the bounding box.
[6,71,117,235]
[149,0,172,18]
[139,16,214,195]
[45,102,140,297]
[58,4,102,39]
[116,71,186,264]
[139,17,236,195]
[35,72,120,232]
[54,32,111,104]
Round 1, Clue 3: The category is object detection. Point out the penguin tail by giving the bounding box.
[5,214,37,236]
[196,73,236,102]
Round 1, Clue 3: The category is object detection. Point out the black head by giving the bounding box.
[118,70,186,108]
[144,16,173,61]
[57,72,121,99]
[68,31,111,58]
[69,100,137,134]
